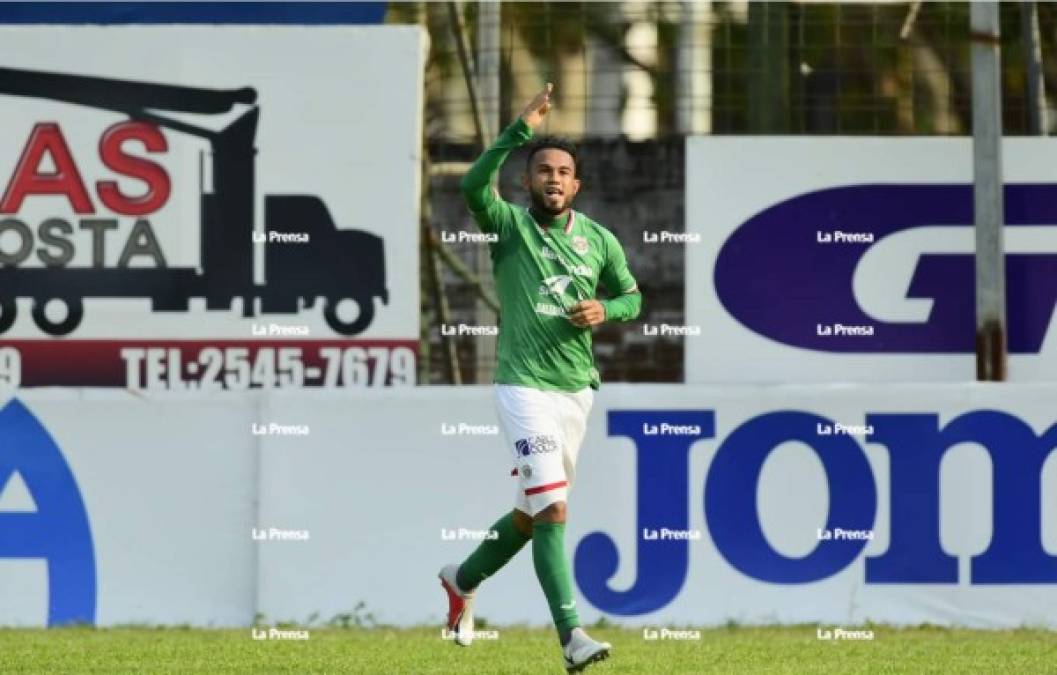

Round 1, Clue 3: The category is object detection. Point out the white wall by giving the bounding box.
[2,384,1056,628]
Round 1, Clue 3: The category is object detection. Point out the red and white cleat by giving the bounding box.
[438,563,475,647]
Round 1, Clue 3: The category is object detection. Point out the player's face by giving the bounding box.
[524,149,580,216]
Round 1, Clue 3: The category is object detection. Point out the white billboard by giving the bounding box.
[3,384,1055,629]
[686,137,1057,382]
[0,26,424,387]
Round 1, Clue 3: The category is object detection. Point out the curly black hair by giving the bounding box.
[524,135,579,178]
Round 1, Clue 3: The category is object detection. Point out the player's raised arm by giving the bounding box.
[459,83,554,234]
[519,82,553,130]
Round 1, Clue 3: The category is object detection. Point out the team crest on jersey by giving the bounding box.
[571,235,589,255]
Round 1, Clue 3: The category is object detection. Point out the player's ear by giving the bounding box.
[521,173,530,191]
[571,177,581,197]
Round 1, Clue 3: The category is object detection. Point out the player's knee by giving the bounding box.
[533,500,566,523]
[512,508,534,537]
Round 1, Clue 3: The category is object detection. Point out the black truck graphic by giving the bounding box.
[0,66,388,336]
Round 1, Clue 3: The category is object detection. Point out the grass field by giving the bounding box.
[1,624,1055,674]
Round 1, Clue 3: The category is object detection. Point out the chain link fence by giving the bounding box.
[389,1,1057,384]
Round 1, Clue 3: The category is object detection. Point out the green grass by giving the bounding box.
[0,624,1055,674]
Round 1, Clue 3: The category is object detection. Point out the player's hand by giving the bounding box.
[568,300,605,328]
[520,83,553,130]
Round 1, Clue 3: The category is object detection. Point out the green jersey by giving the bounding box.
[459,117,642,392]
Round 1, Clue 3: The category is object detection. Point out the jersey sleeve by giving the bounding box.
[460,117,534,239]
[465,187,519,239]
[599,229,642,322]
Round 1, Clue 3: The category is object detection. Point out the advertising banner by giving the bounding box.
[0,26,424,389]
[3,384,1055,628]
[686,138,1057,382]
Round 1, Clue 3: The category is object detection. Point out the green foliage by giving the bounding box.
[325,601,378,629]
[391,0,1057,139]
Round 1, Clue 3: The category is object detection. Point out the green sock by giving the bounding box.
[532,521,581,636]
[456,512,531,592]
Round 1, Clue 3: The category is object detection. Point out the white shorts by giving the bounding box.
[494,384,594,517]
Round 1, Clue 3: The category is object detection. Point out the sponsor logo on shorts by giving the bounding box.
[520,464,533,479]
[515,435,559,456]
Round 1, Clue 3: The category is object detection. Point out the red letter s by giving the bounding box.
[97,121,171,216]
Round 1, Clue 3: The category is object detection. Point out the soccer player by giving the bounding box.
[438,83,641,673]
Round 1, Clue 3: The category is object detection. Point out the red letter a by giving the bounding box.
[0,123,94,214]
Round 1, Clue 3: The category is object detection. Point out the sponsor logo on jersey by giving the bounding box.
[540,246,559,260]
[539,275,573,297]
[535,302,566,317]
[571,264,593,277]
